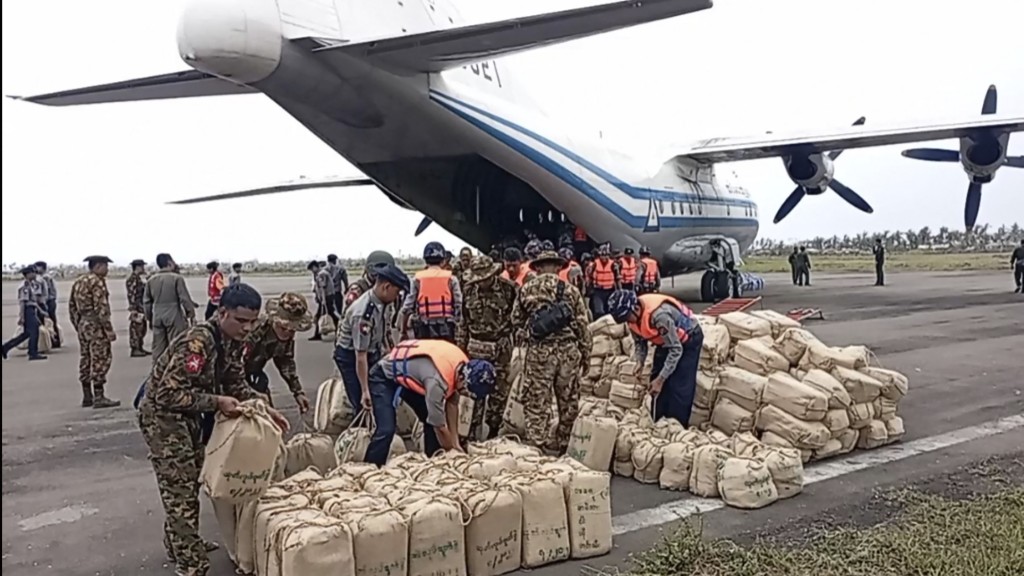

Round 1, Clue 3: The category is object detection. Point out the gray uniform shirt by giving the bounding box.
[400,268,463,322]
[327,263,347,294]
[40,274,57,302]
[144,269,198,324]
[381,356,449,428]
[632,303,688,381]
[18,279,45,310]
[228,272,242,286]
[336,289,387,354]
[315,269,334,301]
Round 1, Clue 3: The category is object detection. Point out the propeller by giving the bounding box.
[414,216,433,236]
[773,117,872,224]
[901,84,1021,229]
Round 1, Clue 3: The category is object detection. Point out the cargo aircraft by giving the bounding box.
[11,0,1024,301]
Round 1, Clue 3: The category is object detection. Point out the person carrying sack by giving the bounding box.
[608,290,704,427]
[362,339,495,466]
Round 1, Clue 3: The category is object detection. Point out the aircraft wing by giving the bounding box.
[307,0,713,74]
[677,116,1024,164]
[166,175,376,205]
[7,70,256,107]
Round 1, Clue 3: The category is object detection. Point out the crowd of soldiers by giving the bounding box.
[2,237,702,576]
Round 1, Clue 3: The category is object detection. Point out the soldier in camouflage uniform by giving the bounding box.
[452,247,474,285]
[137,283,289,576]
[456,254,518,439]
[511,251,591,453]
[69,256,121,409]
[127,259,151,357]
[242,292,314,413]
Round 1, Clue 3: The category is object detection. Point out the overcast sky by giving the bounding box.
[2,0,1022,265]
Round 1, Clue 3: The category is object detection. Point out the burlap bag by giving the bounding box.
[717,456,779,509]
[566,416,618,472]
[201,399,282,503]
[762,371,829,421]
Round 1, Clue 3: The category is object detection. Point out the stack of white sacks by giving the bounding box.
[207,409,614,576]
[564,309,910,510]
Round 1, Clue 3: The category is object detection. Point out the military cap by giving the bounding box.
[375,264,411,292]
[463,255,503,284]
[529,250,566,270]
[19,265,37,275]
[265,292,313,332]
[84,255,113,267]
[623,247,635,255]
[130,259,146,267]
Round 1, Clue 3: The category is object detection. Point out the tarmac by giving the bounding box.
[2,270,1022,576]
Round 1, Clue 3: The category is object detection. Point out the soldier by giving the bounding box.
[1013,239,1024,294]
[442,250,455,271]
[326,254,349,316]
[796,246,812,286]
[334,264,410,412]
[452,247,474,284]
[401,241,462,341]
[608,290,704,426]
[364,338,494,465]
[788,246,799,285]
[638,246,661,294]
[127,259,151,357]
[457,254,517,438]
[873,238,886,286]
[556,247,586,296]
[69,256,121,408]
[203,261,225,321]
[2,265,49,361]
[33,261,63,347]
[137,283,289,576]
[243,292,314,413]
[588,245,619,317]
[511,250,591,453]
[307,260,339,341]
[227,262,243,287]
[146,253,199,363]
[344,251,403,348]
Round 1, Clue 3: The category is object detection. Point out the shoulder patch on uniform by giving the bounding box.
[185,353,205,374]
[187,338,206,354]
[358,320,372,335]
[657,325,669,336]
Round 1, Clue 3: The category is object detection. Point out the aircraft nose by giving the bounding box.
[176,0,283,84]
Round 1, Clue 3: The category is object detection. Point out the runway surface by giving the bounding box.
[2,270,1022,576]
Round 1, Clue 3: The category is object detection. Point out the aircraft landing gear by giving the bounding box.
[700,270,732,303]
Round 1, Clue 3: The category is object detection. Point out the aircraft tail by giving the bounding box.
[7,70,255,107]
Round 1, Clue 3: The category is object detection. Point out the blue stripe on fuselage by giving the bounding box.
[428,90,758,231]
[430,89,755,208]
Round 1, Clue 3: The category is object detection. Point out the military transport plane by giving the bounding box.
[11,0,1024,302]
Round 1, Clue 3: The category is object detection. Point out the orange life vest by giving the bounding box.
[628,294,694,346]
[619,257,638,285]
[414,267,454,320]
[641,257,660,284]
[592,259,615,289]
[574,226,588,242]
[501,264,530,286]
[557,265,570,282]
[387,339,465,398]
[208,271,225,303]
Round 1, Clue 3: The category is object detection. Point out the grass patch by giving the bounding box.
[744,251,1011,274]
[624,487,1024,576]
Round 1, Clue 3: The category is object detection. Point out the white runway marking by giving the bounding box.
[611,414,1024,536]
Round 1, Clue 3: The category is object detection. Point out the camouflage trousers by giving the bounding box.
[78,325,112,398]
[129,312,147,352]
[463,340,513,440]
[138,407,209,575]
[521,340,582,453]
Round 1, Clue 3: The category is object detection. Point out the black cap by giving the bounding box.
[624,247,635,255]
[307,260,319,271]
[130,259,146,267]
[20,265,37,275]
[375,264,411,292]
[84,255,113,267]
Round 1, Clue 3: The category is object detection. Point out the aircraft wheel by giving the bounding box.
[700,271,715,303]
[714,271,732,301]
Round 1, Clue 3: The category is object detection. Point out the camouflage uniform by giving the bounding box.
[511,253,591,453]
[456,255,518,438]
[137,321,257,576]
[127,271,149,355]
[69,271,118,407]
[243,293,314,406]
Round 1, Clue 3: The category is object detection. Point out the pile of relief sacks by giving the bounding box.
[200,397,613,576]
[560,309,910,510]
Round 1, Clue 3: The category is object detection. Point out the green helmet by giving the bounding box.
[364,250,395,279]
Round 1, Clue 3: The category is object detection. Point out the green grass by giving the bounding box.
[744,252,1011,274]
[623,488,1024,576]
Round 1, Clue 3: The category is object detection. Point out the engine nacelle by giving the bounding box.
[782,152,834,193]
[959,131,1009,184]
